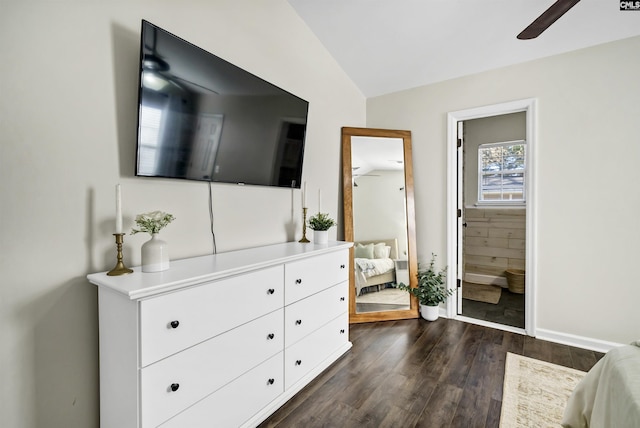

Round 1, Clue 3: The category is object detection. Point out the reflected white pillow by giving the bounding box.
[373,243,392,259]
[355,243,374,259]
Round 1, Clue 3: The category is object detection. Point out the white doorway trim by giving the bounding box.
[446,98,537,336]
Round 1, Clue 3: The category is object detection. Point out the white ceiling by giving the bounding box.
[351,136,405,175]
[288,0,640,97]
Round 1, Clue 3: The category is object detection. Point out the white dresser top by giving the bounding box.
[87,241,353,300]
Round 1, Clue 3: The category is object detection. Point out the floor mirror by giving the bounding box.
[342,127,419,323]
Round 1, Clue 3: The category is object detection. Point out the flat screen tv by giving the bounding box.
[135,20,308,188]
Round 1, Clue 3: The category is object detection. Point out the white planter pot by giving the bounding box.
[420,304,439,321]
[141,233,170,272]
[313,230,329,245]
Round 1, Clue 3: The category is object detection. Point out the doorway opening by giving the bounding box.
[446,99,536,336]
[460,115,526,329]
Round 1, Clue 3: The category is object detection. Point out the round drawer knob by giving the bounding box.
[340,297,345,301]
[340,329,345,334]
[170,321,180,329]
[170,383,180,392]
[295,360,302,366]
[267,378,275,385]
[295,319,302,325]
[340,264,346,269]
[267,333,275,340]
[267,288,275,295]
[295,278,302,284]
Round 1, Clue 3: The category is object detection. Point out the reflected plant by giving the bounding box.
[395,253,452,306]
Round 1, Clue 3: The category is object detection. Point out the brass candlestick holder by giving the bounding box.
[299,207,310,243]
[107,233,134,276]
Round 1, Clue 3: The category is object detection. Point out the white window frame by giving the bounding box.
[477,139,526,206]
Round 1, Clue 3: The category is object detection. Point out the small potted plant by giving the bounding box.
[395,253,453,321]
[307,212,336,244]
[131,210,175,272]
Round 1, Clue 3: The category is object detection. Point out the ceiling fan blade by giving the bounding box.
[517,0,581,40]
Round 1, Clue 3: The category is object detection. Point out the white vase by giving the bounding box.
[141,233,170,272]
[313,230,329,244]
[420,304,439,321]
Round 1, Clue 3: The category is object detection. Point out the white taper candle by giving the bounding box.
[303,182,307,208]
[115,184,123,234]
[318,189,322,213]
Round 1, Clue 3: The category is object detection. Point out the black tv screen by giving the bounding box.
[135,20,308,188]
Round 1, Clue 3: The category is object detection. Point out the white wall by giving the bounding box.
[0,1,365,427]
[367,36,640,346]
[353,170,408,257]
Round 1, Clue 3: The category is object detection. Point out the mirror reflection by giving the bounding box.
[343,127,418,323]
[351,137,411,313]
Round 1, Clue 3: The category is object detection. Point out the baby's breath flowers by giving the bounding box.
[131,211,175,235]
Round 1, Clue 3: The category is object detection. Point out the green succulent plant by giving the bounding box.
[307,212,336,231]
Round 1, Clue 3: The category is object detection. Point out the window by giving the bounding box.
[137,104,163,176]
[478,140,526,203]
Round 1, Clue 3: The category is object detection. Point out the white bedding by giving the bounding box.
[562,341,640,428]
[355,257,395,278]
[354,257,395,294]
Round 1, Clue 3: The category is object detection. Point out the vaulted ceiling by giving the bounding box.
[289,1,640,97]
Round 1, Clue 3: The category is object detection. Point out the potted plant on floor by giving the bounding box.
[307,212,336,244]
[395,253,453,321]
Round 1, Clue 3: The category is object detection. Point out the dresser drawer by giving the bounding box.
[284,312,349,390]
[284,249,349,305]
[140,266,283,367]
[284,281,348,347]
[159,351,284,428]
[140,309,283,428]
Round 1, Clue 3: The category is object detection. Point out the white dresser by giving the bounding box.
[87,241,352,428]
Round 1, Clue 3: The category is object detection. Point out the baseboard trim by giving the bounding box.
[454,314,526,335]
[464,272,508,288]
[446,310,623,353]
[535,328,623,353]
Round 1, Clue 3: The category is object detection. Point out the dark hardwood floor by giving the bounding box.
[259,318,603,428]
[462,288,525,329]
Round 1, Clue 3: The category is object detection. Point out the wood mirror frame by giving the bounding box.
[342,127,419,323]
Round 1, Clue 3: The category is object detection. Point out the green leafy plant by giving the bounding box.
[395,253,453,306]
[131,210,175,235]
[307,212,336,231]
